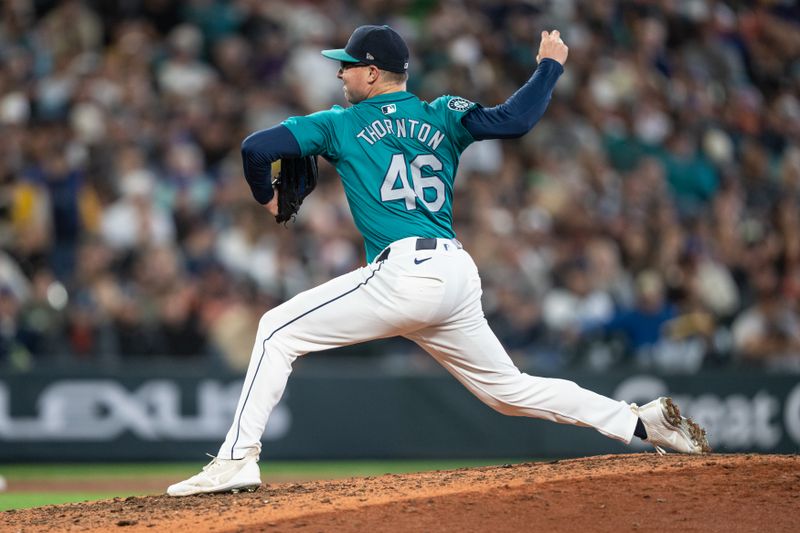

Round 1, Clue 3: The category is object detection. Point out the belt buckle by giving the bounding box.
[414,237,462,252]
[415,238,437,251]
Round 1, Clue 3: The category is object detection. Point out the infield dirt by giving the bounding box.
[2,453,798,532]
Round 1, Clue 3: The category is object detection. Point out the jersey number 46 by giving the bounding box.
[380,153,445,212]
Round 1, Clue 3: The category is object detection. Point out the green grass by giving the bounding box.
[1,459,520,480]
[0,459,530,511]
[0,492,150,511]
[0,463,199,480]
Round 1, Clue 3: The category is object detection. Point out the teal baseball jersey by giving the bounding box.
[283,92,477,261]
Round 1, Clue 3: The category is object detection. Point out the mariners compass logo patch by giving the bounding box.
[447,97,473,112]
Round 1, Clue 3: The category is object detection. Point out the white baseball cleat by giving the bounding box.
[167,449,262,497]
[633,397,711,455]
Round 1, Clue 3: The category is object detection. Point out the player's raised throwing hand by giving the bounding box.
[537,30,568,65]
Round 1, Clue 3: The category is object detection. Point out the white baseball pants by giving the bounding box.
[218,237,639,459]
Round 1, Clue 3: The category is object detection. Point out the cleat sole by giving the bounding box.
[663,397,711,453]
[230,485,259,494]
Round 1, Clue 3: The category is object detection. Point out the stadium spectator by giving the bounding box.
[0,0,798,373]
[732,267,800,372]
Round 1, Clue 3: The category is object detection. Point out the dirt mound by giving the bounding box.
[3,454,798,532]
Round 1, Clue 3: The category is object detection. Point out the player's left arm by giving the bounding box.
[462,30,568,140]
[241,125,302,206]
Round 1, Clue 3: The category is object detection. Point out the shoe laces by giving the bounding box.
[202,453,224,473]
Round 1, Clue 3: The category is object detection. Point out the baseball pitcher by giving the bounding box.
[168,25,709,497]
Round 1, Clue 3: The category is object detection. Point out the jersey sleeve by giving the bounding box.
[282,106,346,160]
[430,96,479,153]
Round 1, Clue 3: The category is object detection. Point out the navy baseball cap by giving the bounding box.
[322,25,409,73]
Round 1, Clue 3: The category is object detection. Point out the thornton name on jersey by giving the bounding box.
[355,118,446,150]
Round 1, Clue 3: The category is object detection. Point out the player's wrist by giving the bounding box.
[252,187,275,205]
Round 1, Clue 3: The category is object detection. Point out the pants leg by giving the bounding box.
[404,248,638,444]
[406,319,638,443]
[218,257,444,459]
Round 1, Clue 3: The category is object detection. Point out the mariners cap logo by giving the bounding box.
[447,97,473,112]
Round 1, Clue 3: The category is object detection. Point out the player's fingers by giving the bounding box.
[552,29,560,39]
[541,30,548,40]
[265,191,279,216]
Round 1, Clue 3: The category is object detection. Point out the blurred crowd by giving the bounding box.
[1,0,799,373]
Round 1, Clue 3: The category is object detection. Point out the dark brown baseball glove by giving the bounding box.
[272,155,319,223]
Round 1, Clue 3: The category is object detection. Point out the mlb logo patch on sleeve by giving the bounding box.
[381,104,397,114]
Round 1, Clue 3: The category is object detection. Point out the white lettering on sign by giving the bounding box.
[784,383,800,444]
[0,380,291,441]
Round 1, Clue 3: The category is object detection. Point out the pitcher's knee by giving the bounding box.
[480,374,544,416]
[486,398,522,416]
[257,308,281,335]
[258,310,294,342]
[256,310,298,357]
[478,387,528,416]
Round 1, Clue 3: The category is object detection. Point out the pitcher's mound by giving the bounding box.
[3,454,798,532]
